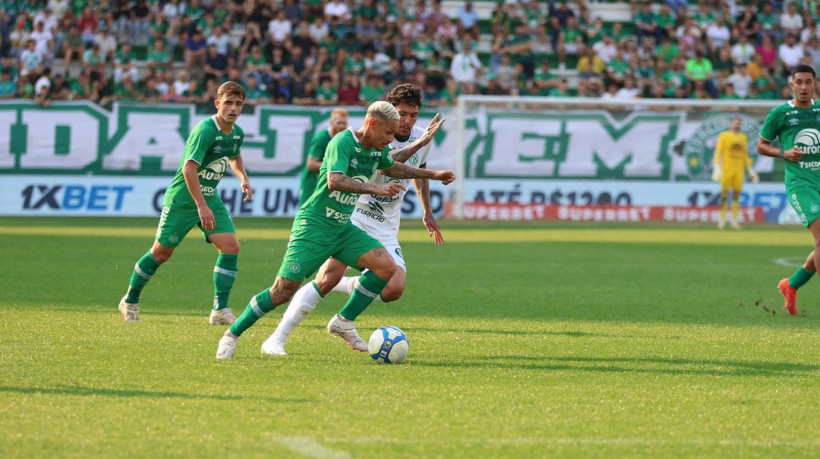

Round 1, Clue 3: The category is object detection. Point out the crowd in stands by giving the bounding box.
[0,0,819,107]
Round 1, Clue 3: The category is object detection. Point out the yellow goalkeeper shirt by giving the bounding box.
[714,130,750,173]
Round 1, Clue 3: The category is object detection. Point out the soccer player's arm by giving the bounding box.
[389,114,445,163]
[181,125,215,228]
[325,141,401,196]
[742,134,759,183]
[228,139,253,202]
[712,133,725,182]
[383,153,455,184]
[410,144,444,244]
[757,109,800,161]
[306,131,326,172]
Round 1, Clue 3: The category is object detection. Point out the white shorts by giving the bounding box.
[352,214,406,271]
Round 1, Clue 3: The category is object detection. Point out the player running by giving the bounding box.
[757,64,820,316]
[261,84,445,356]
[215,100,455,359]
[117,81,252,324]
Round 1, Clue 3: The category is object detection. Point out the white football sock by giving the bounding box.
[331,276,357,295]
[267,281,322,344]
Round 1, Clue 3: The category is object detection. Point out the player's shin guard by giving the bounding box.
[126,251,162,303]
[213,253,238,310]
[270,282,324,342]
[338,271,389,321]
[229,289,274,337]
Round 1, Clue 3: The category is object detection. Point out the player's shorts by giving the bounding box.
[277,217,384,282]
[720,169,744,192]
[352,215,406,271]
[155,199,235,248]
[786,184,820,227]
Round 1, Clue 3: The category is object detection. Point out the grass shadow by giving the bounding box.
[413,355,819,377]
[0,385,313,403]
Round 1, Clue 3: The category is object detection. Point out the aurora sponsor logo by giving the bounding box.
[794,128,820,155]
[199,157,229,181]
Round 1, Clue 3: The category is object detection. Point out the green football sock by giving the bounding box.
[125,252,162,303]
[338,271,389,321]
[789,267,814,289]
[229,289,274,337]
[213,253,238,311]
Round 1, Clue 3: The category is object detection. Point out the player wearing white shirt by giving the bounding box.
[262,84,447,356]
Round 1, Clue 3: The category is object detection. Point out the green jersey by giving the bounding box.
[759,100,820,189]
[164,116,244,207]
[299,128,333,204]
[299,129,394,227]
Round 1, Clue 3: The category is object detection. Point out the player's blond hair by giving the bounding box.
[366,101,399,122]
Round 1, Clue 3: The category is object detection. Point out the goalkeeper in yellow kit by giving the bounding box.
[712,117,759,229]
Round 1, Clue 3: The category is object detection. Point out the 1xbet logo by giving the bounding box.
[21,185,133,211]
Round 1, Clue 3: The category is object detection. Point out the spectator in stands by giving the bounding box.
[780,2,803,37]
[735,4,760,43]
[79,7,99,47]
[324,0,350,21]
[19,39,43,78]
[94,28,117,63]
[359,72,385,104]
[282,0,304,24]
[725,63,752,99]
[208,26,233,59]
[456,1,478,33]
[661,57,688,98]
[292,79,318,105]
[316,77,338,105]
[69,71,97,101]
[184,29,208,74]
[337,72,361,105]
[556,16,584,70]
[114,72,139,102]
[243,73,268,106]
[779,33,804,77]
[685,48,718,98]
[8,20,30,60]
[757,3,778,38]
[82,43,106,82]
[383,58,406,87]
[61,24,83,71]
[495,54,517,92]
[753,65,779,100]
[34,67,51,106]
[548,78,571,97]
[204,44,229,84]
[730,33,754,65]
[805,36,820,70]
[30,21,54,63]
[706,15,731,56]
[50,72,69,100]
[113,42,138,84]
[633,1,660,45]
[450,41,481,85]
[756,34,778,73]
[533,59,559,95]
[147,39,173,73]
[0,68,17,99]
[268,10,292,46]
[593,34,617,64]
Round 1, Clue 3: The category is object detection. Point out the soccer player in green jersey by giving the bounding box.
[298,107,348,205]
[117,81,253,324]
[757,64,820,316]
[215,101,455,359]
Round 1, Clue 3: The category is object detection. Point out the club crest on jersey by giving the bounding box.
[350,158,359,168]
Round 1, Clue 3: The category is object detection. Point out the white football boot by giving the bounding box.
[118,296,141,323]
[216,335,238,359]
[209,308,236,325]
[327,314,368,352]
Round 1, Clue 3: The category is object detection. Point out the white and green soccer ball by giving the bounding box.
[368,326,409,364]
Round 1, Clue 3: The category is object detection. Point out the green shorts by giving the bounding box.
[155,199,235,248]
[277,217,383,282]
[786,185,820,227]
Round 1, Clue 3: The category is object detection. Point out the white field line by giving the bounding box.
[274,436,354,459]
[323,437,820,448]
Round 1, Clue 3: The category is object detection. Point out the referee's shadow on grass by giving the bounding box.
[415,356,819,377]
[0,385,313,402]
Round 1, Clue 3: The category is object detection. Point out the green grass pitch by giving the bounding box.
[0,217,818,458]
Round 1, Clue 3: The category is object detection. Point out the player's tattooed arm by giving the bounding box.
[328,172,405,197]
[384,163,456,184]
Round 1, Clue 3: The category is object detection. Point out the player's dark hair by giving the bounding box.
[217,81,246,101]
[792,64,816,78]
[385,83,422,108]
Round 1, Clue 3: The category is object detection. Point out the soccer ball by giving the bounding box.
[368,325,409,364]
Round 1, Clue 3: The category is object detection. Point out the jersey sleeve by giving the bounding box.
[308,131,329,160]
[759,108,779,142]
[713,133,725,165]
[325,134,351,173]
[183,122,212,164]
[377,146,395,170]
